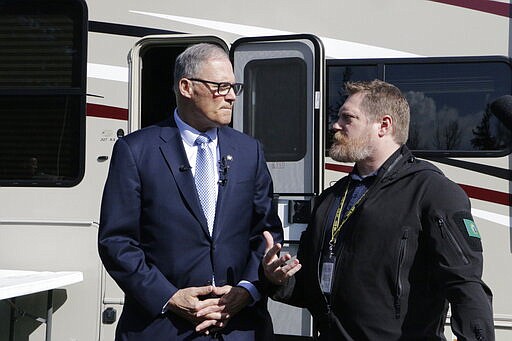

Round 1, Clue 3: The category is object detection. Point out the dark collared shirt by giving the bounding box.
[341,171,379,218]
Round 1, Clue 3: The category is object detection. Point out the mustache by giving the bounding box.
[332,131,346,143]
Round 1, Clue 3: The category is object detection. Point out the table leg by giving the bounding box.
[9,297,16,341]
[45,290,53,341]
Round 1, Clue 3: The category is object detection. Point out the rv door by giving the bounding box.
[231,34,324,199]
[231,34,324,339]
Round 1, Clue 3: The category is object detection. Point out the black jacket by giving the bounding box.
[274,146,494,340]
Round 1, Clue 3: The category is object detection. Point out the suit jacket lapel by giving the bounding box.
[214,127,237,238]
[158,119,211,237]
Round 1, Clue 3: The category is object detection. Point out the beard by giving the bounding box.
[329,130,374,162]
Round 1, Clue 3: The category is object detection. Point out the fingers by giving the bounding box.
[171,284,251,333]
[263,231,282,264]
[266,253,291,272]
[195,318,226,333]
[263,230,274,252]
[198,310,230,321]
[191,285,214,297]
[167,285,215,317]
[195,299,224,317]
[194,289,232,335]
[280,259,302,278]
[196,317,231,335]
[263,244,282,265]
[195,297,221,311]
[196,286,237,318]
[211,285,231,297]
[264,256,302,285]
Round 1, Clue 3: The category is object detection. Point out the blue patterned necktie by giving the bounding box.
[194,134,216,235]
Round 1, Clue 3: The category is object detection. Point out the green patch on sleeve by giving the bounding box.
[463,218,481,239]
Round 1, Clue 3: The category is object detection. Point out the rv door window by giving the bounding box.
[243,57,307,162]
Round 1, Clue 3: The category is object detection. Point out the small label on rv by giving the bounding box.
[100,130,117,142]
[269,162,285,169]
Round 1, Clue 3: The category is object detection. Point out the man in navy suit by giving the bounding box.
[98,43,283,340]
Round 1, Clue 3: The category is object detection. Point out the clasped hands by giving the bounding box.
[167,231,301,335]
[167,284,250,335]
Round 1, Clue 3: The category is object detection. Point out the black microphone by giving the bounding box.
[179,165,192,172]
[490,95,512,131]
[218,155,233,186]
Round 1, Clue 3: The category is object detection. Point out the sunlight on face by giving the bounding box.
[329,129,374,162]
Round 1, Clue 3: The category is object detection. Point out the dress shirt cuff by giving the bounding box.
[161,299,170,314]
[237,280,261,305]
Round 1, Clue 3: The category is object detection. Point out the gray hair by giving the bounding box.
[173,43,229,95]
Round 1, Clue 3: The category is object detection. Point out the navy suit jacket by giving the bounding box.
[98,117,283,340]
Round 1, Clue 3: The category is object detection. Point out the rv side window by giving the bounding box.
[243,58,307,162]
[0,0,87,186]
[326,57,512,157]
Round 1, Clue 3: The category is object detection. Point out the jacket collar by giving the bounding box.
[157,116,238,239]
[158,116,211,237]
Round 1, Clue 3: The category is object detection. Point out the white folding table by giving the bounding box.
[0,269,83,341]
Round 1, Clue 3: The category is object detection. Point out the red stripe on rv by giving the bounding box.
[325,163,353,174]
[325,162,511,207]
[459,184,511,207]
[87,103,128,120]
[429,0,511,18]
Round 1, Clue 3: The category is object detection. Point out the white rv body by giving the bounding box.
[0,0,511,340]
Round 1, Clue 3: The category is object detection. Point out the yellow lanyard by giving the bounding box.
[329,179,369,254]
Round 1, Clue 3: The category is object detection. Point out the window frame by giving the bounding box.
[326,55,512,158]
[0,0,88,187]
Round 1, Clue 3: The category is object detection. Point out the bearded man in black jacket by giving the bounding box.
[263,80,495,340]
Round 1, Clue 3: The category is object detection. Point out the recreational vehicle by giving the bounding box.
[0,0,511,340]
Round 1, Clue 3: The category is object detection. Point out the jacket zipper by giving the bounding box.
[394,228,408,319]
[437,218,469,264]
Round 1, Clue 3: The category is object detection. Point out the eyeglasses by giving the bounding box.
[188,78,244,96]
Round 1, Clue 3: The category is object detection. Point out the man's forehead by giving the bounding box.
[198,58,235,80]
[200,56,231,69]
[340,94,364,111]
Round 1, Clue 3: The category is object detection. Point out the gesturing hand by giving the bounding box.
[262,231,302,285]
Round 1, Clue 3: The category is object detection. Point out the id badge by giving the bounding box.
[320,258,335,293]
